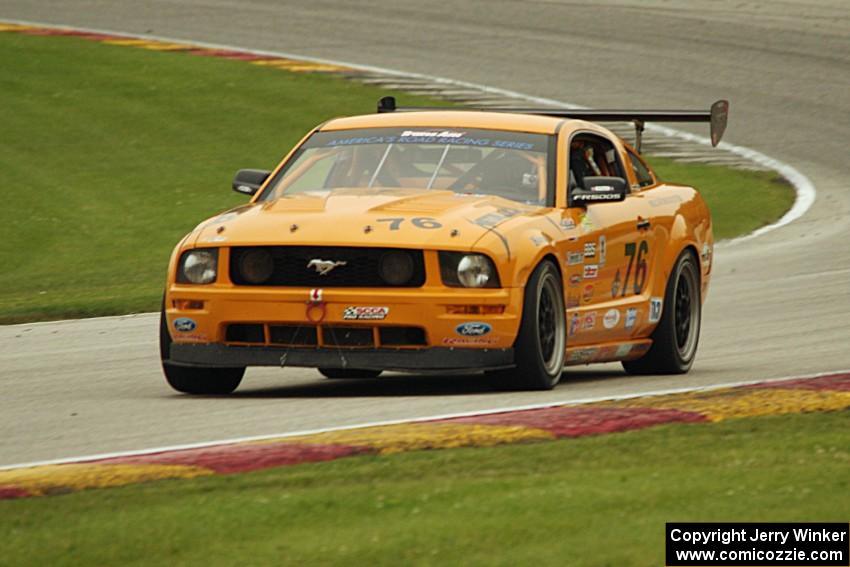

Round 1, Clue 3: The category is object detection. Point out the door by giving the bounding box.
[560,133,657,346]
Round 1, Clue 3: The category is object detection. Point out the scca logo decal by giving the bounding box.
[455,322,492,336]
[173,318,196,332]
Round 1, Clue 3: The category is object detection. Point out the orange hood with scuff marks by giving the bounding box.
[193,188,545,251]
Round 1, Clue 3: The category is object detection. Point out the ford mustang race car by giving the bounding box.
[160,96,728,393]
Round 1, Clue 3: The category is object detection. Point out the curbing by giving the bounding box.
[0,21,833,496]
[1,372,848,499]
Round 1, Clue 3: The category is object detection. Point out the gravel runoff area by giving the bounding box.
[2,372,848,500]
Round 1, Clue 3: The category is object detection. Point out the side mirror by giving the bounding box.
[232,169,271,196]
[570,176,627,206]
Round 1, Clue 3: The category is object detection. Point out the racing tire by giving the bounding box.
[495,260,566,390]
[318,368,383,379]
[159,306,244,395]
[622,250,701,375]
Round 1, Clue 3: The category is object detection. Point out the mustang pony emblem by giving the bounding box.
[307,259,347,275]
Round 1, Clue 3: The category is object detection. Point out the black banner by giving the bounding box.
[666,523,849,566]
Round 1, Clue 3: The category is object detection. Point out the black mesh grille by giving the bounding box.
[230,247,425,287]
[269,325,318,346]
[225,324,264,343]
[322,326,375,347]
[224,323,429,349]
[379,327,427,346]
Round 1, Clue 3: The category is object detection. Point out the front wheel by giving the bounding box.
[623,250,701,375]
[159,307,244,395]
[496,260,566,390]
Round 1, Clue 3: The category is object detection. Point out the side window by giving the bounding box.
[568,134,627,190]
[627,149,655,188]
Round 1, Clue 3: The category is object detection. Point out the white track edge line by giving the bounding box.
[1,368,847,472]
[0,18,817,329]
[646,124,817,248]
[1,17,815,250]
[0,19,831,470]
[0,17,816,334]
[2,312,158,328]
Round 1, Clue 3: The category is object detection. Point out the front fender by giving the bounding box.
[165,232,195,286]
[473,222,563,288]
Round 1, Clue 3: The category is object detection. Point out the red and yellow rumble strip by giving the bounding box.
[1,373,848,499]
[0,22,352,73]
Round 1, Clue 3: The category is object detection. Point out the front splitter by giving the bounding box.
[169,343,515,372]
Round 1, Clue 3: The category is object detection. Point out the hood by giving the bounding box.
[193,188,545,251]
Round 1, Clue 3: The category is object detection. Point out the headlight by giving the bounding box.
[439,252,500,288]
[178,249,218,284]
[458,255,494,287]
[238,248,275,284]
[379,251,415,285]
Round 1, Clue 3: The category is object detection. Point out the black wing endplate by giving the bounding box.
[377,96,729,151]
[708,99,729,147]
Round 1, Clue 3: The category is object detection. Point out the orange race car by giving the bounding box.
[160,96,728,394]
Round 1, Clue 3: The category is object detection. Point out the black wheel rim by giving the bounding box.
[537,272,566,375]
[675,276,691,349]
[539,288,556,361]
[673,260,699,360]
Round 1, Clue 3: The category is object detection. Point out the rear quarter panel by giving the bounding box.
[642,183,713,305]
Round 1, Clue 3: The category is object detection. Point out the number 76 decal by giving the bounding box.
[621,240,648,296]
[377,217,442,230]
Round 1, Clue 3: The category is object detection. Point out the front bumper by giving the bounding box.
[165,285,523,348]
[168,343,514,372]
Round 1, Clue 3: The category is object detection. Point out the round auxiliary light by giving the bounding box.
[457,254,493,288]
[379,251,415,286]
[239,249,275,284]
[182,250,218,284]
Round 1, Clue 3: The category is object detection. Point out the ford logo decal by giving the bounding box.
[173,318,197,332]
[455,322,492,336]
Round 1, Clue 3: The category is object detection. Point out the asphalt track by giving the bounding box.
[1,1,849,467]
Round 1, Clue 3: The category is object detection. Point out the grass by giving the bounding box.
[0,32,793,324]
[647,156,794,241]
[1,410,847,566]
[0,32,441,323]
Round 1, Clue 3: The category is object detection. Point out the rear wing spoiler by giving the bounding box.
[377,96,729,152]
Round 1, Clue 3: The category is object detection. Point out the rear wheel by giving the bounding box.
[622,250,701,375]
[318,368,383,379]
[159,306,244,395]
[494,260,566,390]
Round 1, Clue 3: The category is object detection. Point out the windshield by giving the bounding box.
[260,127,553,206]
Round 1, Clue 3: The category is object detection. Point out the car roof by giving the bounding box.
[320,110,567,135]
